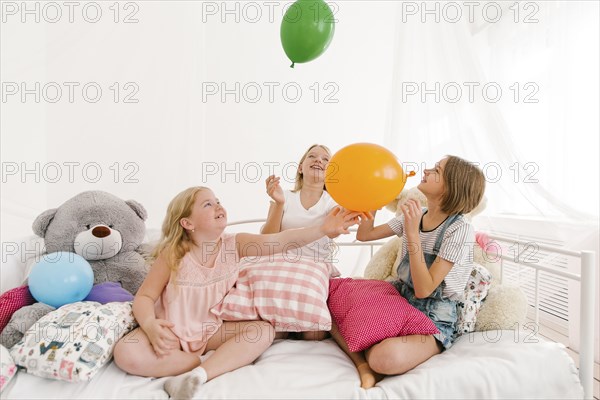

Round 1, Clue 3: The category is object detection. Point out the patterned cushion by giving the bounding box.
[9,301,136,382]
[455,263,492,336]
[0,345,17,393]
[0,286,35,332]
[327,278,439,352]
[212,256,332,332]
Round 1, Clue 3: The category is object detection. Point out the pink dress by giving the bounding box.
[155,233,239,354]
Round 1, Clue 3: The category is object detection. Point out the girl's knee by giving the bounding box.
[366,344,409,375]
[113,341,140,373]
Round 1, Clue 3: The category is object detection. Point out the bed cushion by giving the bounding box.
[455,263,492,336]
[0,345,17,393]
[0,286,36,332]
[327,278,439,352]
[212,256,332,332]
[83,282,134,304]
[9,301,136,383]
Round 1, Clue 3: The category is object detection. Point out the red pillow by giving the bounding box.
[0,286,36,331]
[327,278,439,352]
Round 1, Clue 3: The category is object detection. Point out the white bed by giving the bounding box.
[1,221,594,399]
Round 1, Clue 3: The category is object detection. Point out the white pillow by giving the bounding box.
[9,301,136,382]
[1,345,17,392]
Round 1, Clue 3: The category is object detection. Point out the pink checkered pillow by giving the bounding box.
[212,256,332,332]
[0,286,36,332]
[328,278,439,352]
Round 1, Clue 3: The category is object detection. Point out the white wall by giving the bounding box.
[200,1,397,222]
[1,1,397,237]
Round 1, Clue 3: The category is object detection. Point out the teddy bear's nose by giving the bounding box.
[92,226,111,238]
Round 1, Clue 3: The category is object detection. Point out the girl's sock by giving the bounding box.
[164,366,208,399]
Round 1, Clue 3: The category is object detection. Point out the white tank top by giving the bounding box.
[280,190,337,263]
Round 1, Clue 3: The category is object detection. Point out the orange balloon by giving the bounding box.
[325,143,409,211]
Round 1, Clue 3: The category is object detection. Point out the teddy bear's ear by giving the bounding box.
[32,208,58,237]
[126,200,148,221]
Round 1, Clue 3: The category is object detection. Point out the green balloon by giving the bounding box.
[280,0,335,68]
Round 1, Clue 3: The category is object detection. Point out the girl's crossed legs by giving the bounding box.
[330,321,441,389]
[114,320,275,384]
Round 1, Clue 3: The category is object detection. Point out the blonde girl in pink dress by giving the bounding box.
[113,186,362,399]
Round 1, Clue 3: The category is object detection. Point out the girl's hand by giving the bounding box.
[142,318,180,357]
[265,175,285,205]
[321,207,362,238]
[401,199,422,239]
[360,211,375,221]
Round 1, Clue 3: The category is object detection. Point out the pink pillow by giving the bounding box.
[0,286,36,332]
[212,256,332,332]
[327,278,439,352]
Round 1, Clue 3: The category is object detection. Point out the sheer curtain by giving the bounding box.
[382,1,599,361]
[384,1,599,220]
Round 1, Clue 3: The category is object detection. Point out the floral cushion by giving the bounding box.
[455,263,492,336]
[9,301,136,382]
[0,345,17,392]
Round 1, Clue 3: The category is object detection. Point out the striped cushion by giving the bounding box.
[328,278,439,352]
[212,256,332,332]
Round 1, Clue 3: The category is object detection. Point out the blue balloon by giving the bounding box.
[29,252,94,308]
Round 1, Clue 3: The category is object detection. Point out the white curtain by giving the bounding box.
[384,1,599,220]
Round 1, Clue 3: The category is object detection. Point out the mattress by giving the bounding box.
[3,330,583,399]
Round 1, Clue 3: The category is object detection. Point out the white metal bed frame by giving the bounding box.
[486,233,596,399]
[228,219,597,399]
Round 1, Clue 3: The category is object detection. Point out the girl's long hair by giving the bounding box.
[152,186,208,273]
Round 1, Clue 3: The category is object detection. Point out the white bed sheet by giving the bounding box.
[3,331,582,399]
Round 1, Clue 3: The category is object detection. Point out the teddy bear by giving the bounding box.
[362,187,527,332]
[0,191,150,349]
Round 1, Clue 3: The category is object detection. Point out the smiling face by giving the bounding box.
[181,189,227,236]
[298,145,331,185]
[417,157,448,198]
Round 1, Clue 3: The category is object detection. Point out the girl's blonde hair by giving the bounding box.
[440,156,486,215]
[152,186,208,273]
[292,144,332,192]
